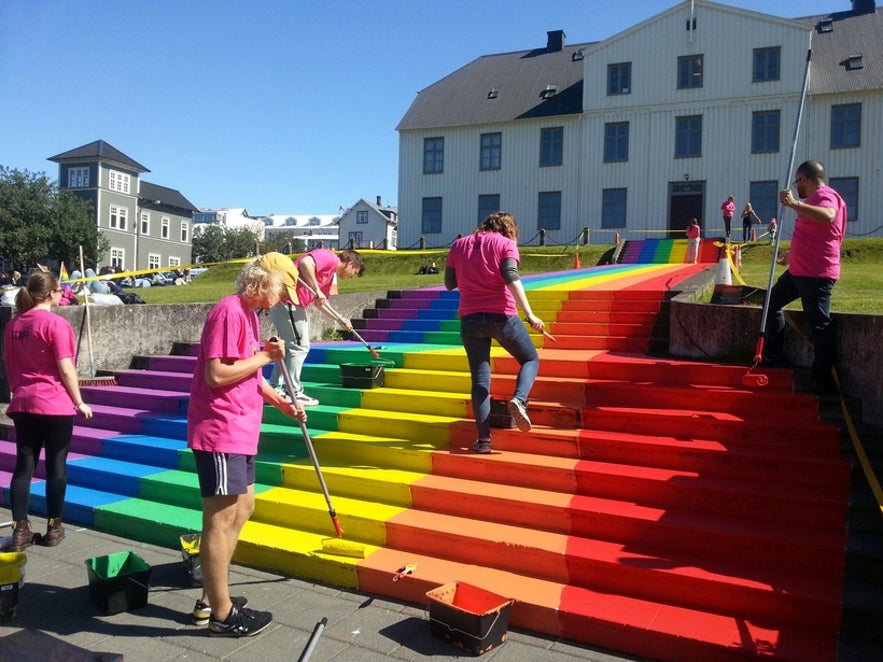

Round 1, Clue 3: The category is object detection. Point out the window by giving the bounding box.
[480,132,502,171]
[830,177,857,222]
[675,115,702,158]
[831,103,861,149]
[540,127,563,167]
[604,122,629,162]
[677,55,703,89]
[752,110,780,153]
[140,213,150,235]
[110,248,124,270]
[356,211,369,224]
[478,194,500,224]
[168,257,181,267]
[346,232,363,248]
[161,217,170,239]
[421,197,442,234]
[181,221,189,243]
[193,212,217,224]
[537,192,561,231]
[108,170,130,193]
[607,62,631,95]
[749,181,779,224]
[147,253,161,270]
[68,167,89,188]
[601,189,627,228]
[753,47,781,82]
[423,137,444,174]
[109,205,128,230]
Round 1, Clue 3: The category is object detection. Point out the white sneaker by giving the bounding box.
[273,384,291,402]
[294,393,319,407]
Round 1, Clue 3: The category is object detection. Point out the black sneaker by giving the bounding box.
[506,398,532,432]
[470,439,492,454]
[193,595,248,626]
[208,604,272,637]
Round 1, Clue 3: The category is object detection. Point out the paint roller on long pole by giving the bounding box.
[743,33,813,388]
[78,245,97,378]
[296,277,381,360]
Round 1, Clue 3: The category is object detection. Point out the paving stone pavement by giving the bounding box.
[0,510,644,662]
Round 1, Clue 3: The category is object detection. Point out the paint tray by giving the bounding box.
[340,363,385,388]
[426,581,514,655]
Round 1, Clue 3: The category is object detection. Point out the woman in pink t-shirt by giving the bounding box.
[685,218,701,264]
[3,270,93,551]
[446,212,545,453]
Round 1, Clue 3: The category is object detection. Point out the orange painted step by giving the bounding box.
[406,474,846,577]
[557,299,661,312]
[567,290,666,301]
[466,399,582,429]
[383,510,841,629]
[356,549,836,661]
[550,322,650,336]
[553,336,649,352]
[430,448,849,527]
[554,309,658,324]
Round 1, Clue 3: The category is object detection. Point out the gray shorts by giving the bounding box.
[192,450,255,497]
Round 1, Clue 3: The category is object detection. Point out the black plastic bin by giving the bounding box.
[85,551,152,615]
[340,363,384,388]
[426,582,514,656]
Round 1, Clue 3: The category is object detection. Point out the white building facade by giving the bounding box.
[396,1,882,247]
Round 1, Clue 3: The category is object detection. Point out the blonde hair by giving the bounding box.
[235,258,283,305]
[479,211,519,242]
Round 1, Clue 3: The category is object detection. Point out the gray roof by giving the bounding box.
[397,35,591,131]
[398,8,882,132]
[48,139,150,173]
[798,8,883,94]
[140,181,199,213]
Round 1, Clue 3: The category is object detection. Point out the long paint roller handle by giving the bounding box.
[524,319,556,342]
[296,277,381,360]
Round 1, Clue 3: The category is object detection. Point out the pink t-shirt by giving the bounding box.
[789,185,846,280]
[446,231,520,317]
[3,308,77,416]
[295,249,339,308]
[187,294,264,455]
[721,201,735,218]
[686,224,700,239]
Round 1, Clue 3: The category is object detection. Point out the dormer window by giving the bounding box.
[540,84,558,99]
[817,19,834,33]
[572,49,584,62]
[846,53,864,70]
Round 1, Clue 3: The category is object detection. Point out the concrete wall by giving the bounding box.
[669,296,883,429]
[0,291,385,401]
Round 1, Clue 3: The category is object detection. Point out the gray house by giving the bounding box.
[49,140,197,272]
[337,196,398,250]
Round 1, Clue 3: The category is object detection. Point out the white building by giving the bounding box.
[260,214,340,251]
[396,0,883,246]
[337,196,398,250]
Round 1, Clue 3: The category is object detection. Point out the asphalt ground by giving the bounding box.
[0,509,644,662]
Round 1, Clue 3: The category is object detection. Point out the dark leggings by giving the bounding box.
[9,413,74,521]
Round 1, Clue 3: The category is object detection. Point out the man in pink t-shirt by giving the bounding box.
[764,160,846,395]
[187,255,305,637]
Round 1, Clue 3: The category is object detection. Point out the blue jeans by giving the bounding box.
[764,270,836,381]
[460,313,539,440]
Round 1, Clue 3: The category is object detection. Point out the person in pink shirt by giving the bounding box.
[721,195,735,241]
[267,249,363,406]
[187,254,306,637]
[3,270,94,551]
[685,218,701,264]
[445,212,545,453]
[764,160,846,395]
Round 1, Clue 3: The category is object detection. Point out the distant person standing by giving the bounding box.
[721,195,735,241]
[741,203,761,242]
[764,160,846,395]
[768,218,778,245]
[3,270,93,551]
[445,212,545,454]
[685,218,701,264]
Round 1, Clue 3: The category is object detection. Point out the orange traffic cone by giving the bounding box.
[751,227,757,242]
[573,253,581,269]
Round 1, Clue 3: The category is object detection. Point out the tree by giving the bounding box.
[191,224,263,263]
[260,230,305,256]
[0,166,107,271]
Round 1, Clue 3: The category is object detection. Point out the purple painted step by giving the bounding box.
[81,385,189,414]
[113,369,193,392]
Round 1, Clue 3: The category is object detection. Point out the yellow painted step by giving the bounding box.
[360,387,468,417]
[280,462,423,507]
[338,409,459,445]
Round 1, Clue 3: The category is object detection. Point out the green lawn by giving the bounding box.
[132,239,882,314]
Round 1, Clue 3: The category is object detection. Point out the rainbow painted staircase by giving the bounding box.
[0,263,851,661]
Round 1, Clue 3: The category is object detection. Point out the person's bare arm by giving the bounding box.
[58,356,93,418]
[204,339,285,388]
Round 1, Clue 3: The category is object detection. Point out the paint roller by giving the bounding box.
[296,277,382,360]
[271,341,366,558]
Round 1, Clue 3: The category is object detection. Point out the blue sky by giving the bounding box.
[1,0,839,216]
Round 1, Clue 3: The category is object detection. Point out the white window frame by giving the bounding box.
[109,205,128,230]
[147,253,161,270]
[68,167,89,188]
[110,247,125,270]
[109,170,131,193]
[180,221,189,243]
[168,256,181,267]
[161,217,170,239]
[140,212,150,235]
[356,211,369,224]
